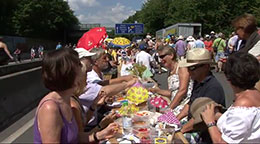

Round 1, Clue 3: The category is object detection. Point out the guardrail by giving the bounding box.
[0,64,49,131]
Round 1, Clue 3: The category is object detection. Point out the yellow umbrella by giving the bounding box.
[109,37,131,48]
[126,86,149,105]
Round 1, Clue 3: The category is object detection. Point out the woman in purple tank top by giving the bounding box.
[34,48,119,143]
[34,48,81,143]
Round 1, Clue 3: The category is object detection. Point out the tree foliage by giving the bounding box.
[123,0,170,35]
[1,0,79,40]
[124,0,260,36]
[0,0,19,35]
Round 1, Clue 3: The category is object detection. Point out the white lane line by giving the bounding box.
[0,67,42,79]
[1,118,34,143]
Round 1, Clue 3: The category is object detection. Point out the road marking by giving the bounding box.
[1,118,34,143]
[0,67,42,80]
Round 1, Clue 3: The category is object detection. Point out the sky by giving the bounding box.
[66,0,147,26]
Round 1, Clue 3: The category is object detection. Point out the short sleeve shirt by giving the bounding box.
[87,69,103,84]
[217,106,260,143]
[213,38,226,53]
[79,83,102,126]
[136,51,153,70]
[188,73,226,119]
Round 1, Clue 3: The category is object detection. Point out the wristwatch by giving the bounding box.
[207,121,216,128]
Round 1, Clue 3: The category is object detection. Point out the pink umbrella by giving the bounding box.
[149,96,168,109]
[77,27,107,51]
[158,111,180,125]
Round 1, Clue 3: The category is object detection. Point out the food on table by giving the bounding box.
[136,111,150,116]
[116,97,125,102]
[132,121,147,127]
[132,127,150,140]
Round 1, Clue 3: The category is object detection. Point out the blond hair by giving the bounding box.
[74,61,87,97]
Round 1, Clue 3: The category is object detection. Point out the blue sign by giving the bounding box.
[115,23,144,34]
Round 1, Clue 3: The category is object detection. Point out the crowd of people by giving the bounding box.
[0,39,45,65]
[33,13,260,143]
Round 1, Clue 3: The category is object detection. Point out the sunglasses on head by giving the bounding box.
[188,64,205,71]
[159,54,169,59]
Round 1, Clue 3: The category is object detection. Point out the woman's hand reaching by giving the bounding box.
[97,123,119,140]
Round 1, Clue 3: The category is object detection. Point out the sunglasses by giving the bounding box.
[188,64,205,71]
[159,54,169,59]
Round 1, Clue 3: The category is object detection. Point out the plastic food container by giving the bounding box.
[133,110,151,122]
[132,126,151,140]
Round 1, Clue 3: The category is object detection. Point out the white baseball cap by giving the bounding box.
[74,48,95,59]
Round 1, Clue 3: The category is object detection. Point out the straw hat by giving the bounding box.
[177,35,184,40]
[179,48,215,67]
[74,48,96,59]
[190,97,225,131]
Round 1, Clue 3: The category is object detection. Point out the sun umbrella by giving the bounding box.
[158,111,180,125]
[149,96,168,109]
[109,37,131,48]
[126,86,148,105]
[77,27,107,51]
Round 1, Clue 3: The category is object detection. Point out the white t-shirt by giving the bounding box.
[217,106,260,143]
[87,69,103,84]
[188,41,196,49]
[249,40,260,57]
[120,62,133,76]
[79,83,102,126]
[228,35,238,47]
[136,51,153,70]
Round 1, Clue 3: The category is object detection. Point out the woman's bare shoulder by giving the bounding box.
[234,90,260,107]
[38,93,60,114]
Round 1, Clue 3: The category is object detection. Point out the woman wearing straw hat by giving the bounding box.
[201,52,260,143]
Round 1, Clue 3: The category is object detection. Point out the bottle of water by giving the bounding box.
[122,101,132,135]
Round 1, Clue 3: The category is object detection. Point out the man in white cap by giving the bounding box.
[210,31,216,40]
[177,48,225,143]
[74,48,137,130]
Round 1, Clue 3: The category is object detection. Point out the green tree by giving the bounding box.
[12,0,78,39]
[124,0,260,36]
[165,0,195,26]
[123,0,170,34]
[0,0,19,35]
[140,0,170,34]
